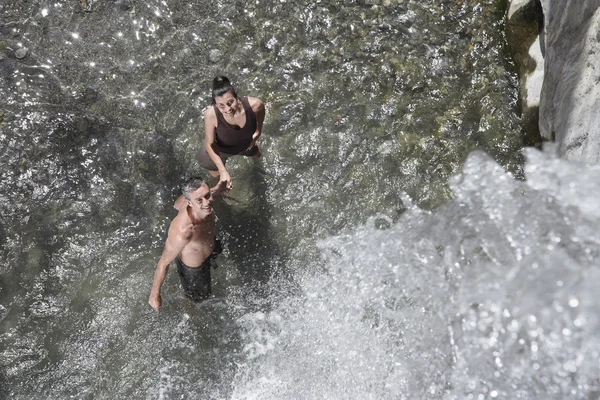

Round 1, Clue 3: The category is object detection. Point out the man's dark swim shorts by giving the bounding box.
[176,239,222,301]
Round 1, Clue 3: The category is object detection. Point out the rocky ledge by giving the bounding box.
[507,0,600,163]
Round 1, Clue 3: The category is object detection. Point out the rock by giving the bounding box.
[538,0,600,162]
[505,0,544,146]
[116,0,132,11]
[15,47,28,59]
[378,141,394,156]
[77,118,90,133]
[209,49,222,63]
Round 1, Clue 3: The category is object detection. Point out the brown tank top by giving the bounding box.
[213,97,257,155]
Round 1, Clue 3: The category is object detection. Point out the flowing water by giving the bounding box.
[2,0,598,399]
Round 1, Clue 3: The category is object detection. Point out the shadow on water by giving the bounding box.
[213,160,281,299]
[0,369,7,400]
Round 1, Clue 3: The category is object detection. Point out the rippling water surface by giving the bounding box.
[1,0,582,399]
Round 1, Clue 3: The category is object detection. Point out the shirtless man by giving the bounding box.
[148,177,223,312]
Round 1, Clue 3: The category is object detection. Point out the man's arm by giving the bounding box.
[248,97,265,150]
[173,195,187,211]
[148,221,191,312]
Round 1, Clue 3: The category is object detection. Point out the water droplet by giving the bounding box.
[568,298,579,308]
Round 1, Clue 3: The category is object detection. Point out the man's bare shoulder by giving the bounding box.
[168,210,194,241]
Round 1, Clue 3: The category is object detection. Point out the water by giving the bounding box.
[231,147,600,399]
[3,0,595,399]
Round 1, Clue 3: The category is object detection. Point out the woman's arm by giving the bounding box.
[248,97,265,149]
[204,108,232,189]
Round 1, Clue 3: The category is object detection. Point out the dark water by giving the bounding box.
[1,0,578,398]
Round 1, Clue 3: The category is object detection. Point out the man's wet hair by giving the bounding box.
[182,177,207,200]
[211,76,237,104]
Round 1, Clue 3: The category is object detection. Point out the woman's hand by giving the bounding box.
[220,170,233,190]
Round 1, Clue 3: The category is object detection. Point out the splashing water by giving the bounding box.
[231,147,600,400]
[0,0,591,398]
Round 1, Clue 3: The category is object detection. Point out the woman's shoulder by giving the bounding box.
[203,106,217,123]
[203,105,216,117]
[247,96,264,112]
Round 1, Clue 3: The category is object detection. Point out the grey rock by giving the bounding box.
[77,118,90,133]
[378,141,394,156]
[209,49,222,63]
[538,0,600,163]
[15,48,28,59]
[505,0,544,145]
[116,0,132,11]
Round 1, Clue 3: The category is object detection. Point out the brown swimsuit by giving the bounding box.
[197,97,259,171]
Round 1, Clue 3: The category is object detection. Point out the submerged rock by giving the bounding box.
[209,49,222,63]
[15,47,28,59]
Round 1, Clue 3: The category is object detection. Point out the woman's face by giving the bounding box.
[215,91,238,116]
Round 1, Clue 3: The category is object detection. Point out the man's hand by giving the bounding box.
[149,294,162,312]
[211,179,227,196]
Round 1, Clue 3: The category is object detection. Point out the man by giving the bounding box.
[148,177,223,312]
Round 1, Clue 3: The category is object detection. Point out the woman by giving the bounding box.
[197,76,265,190]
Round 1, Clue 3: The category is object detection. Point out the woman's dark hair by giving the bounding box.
[211,76,237,104]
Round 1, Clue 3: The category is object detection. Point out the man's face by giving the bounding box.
[187,184,213,216]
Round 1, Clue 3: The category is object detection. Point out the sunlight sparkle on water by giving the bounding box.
[568,298,579,308]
